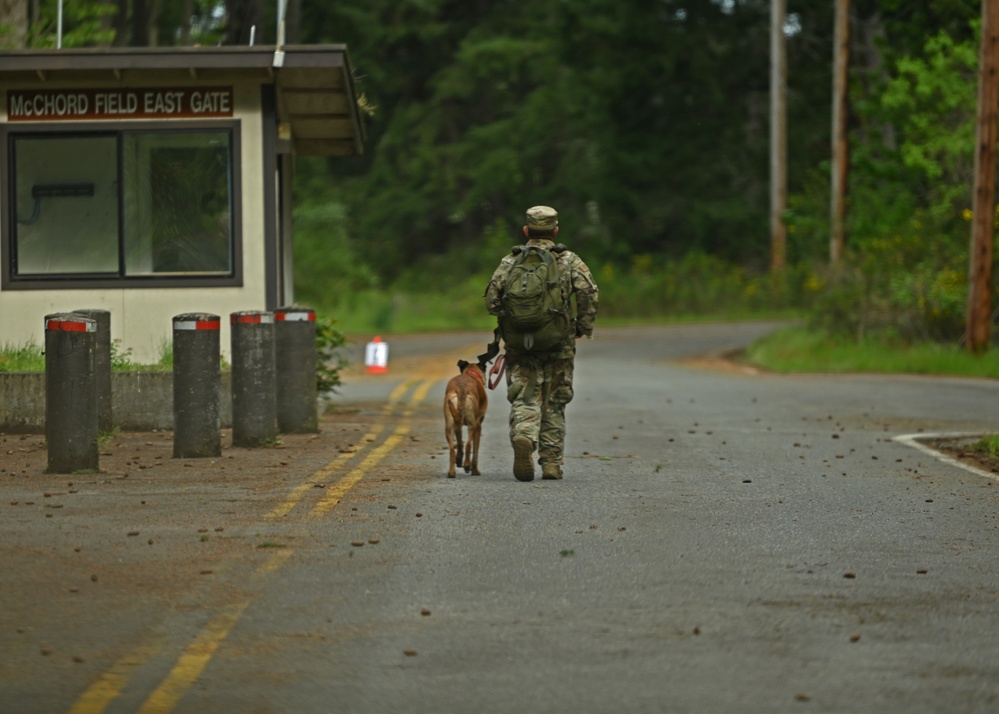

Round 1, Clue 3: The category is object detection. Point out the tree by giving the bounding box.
[967,0,999,352]
[0,0,28,48]
[296,0,840,276]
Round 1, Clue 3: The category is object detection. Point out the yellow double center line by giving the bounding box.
[266,376,434,520]
[68,377,436,714]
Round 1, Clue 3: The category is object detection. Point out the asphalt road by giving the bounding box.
[3,323,998,713]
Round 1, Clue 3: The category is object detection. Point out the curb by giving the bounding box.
[893,432,999,483]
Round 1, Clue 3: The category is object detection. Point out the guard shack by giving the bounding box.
[0,46,364,362]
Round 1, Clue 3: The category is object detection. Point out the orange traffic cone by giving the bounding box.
[364,336,389,374]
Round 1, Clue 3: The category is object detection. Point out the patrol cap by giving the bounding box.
[525,205,558,230]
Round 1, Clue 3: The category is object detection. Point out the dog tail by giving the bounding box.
[446,393,461,423]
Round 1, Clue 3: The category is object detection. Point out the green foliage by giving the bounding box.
[879,27,978,224]
[316,316,349,395]
[594,252,817,320]
[0,339,173,372]
[971,435,999,457]
[6,0,232,49]
[291,194,380,312]
[808,240,971,343]
[790,10,988,345]
[110,340,172,372]
[311,249,809,337]
[0,343,45,372]
[23,1,117,48]
[321,280,496,335]
[298,0,837,275]
[847,21,980,250]
[109,339,142,371]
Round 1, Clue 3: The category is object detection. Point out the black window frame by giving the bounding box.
[1,119,243,291]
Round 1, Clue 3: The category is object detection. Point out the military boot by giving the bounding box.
[541,463,562,480]
[512,436,535,481]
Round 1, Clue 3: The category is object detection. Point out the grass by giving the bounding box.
[0,339,173,373]
[743,326,999,379]
[970,434,999,456]
[0,342,45,372]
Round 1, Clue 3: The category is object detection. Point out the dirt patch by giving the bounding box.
[924,436,999,477]
[0,409,370,628]
[678,355,763,376]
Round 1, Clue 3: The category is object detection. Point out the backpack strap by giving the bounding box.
[512,244,555,268]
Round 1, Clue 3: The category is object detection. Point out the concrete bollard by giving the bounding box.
[72,309,112,432]
[44,313,99,473]
[274,307,318,433]
[230,311,277,447]
[172,313,222,458]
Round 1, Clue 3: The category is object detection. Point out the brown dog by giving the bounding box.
[444,359,488,477]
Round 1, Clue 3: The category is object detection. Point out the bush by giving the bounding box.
[807,232,971,345]
[316,316,348,394]
[595,252,816,320]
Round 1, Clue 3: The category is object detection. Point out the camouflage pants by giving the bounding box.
[504,353,574,468]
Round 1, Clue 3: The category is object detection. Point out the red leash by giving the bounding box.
[488,353,506,390]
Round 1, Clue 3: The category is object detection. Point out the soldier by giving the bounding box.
[484,205,599,481]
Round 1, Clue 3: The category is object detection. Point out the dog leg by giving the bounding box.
[445,403,458,478]
[470,419,482,475]
[463,428,473,473]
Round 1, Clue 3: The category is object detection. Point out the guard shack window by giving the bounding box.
[6,123,241,288]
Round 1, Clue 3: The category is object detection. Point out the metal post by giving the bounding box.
[73,309,112,433]
[173,314,222,458]
[274,307,318,433]
[45,313,98,473]
[230,311,277,447]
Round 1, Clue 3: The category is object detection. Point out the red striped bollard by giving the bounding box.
[230,311,277,447]
[173,314,222,458]
[44,313,99,474]
[274,307,318,433]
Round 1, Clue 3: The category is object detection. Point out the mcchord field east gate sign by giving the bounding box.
[7,87,234,121]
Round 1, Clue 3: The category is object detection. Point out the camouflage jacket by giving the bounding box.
[484,238,599,356]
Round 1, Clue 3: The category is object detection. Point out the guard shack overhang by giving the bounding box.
[0,46,364,362]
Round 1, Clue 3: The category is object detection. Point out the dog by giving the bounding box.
[444,359,488,477]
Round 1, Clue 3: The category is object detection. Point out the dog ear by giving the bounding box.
[457,359,469,372]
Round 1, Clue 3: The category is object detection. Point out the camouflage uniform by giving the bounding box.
[484,206,599,481]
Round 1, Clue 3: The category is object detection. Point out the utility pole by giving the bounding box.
[770,0,788,272]
[967,0,999,353]
[830,0,850,267]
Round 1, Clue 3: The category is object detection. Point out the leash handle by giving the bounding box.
[488,353,506,390]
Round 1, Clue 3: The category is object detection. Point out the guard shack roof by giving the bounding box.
[0,45,366,156]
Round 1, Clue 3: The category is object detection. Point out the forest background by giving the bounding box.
[1,0,996,347]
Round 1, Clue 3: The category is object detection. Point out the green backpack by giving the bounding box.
[500,244,571,352]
